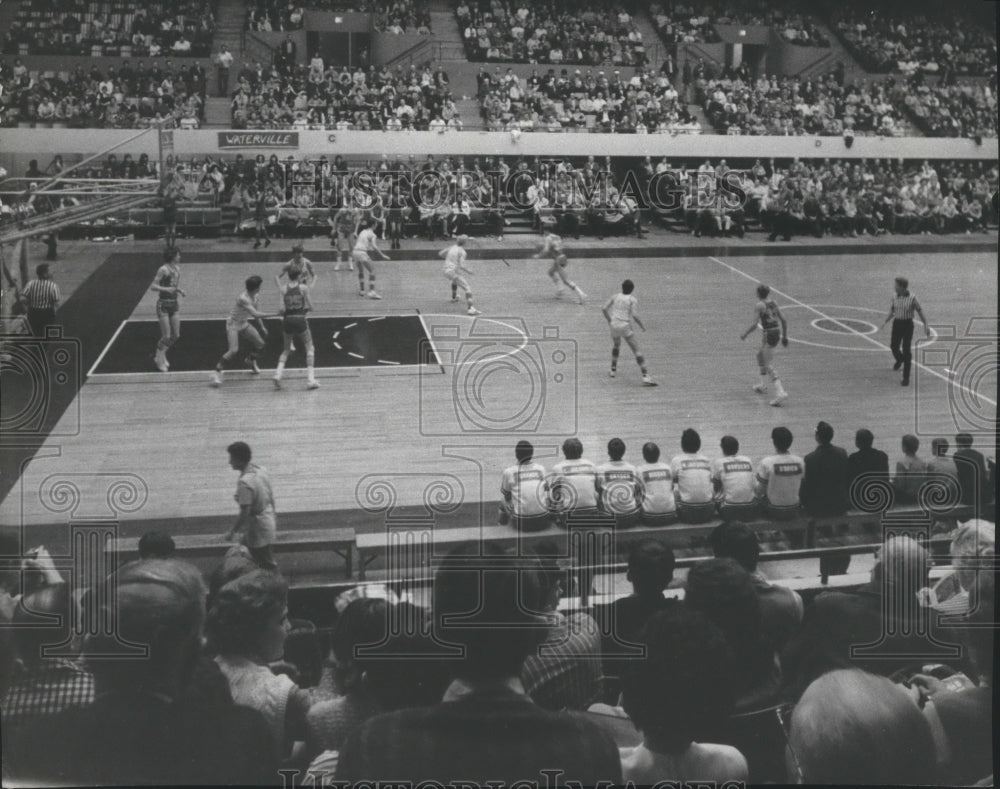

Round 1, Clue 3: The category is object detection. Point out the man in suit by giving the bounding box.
[279,35,297,73]
[800,421,850,517]
[847,428,890,493]
[953,432,991,510]
[336,542,622,785]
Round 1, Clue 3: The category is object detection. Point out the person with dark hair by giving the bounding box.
[602,279,657,386]
[893,433,928,505]
[521,545,602,711]
[548,437,599,526]
[20,263,61,337]
[619,607,747,783]
[1,583,94,730]
[755,426,804,521]
[684,558,781,711]
[211,275,273,387]
[600,539,677,680]
[708,522,802,652]
[711,435,758,521]
[787,669,937,784]
[740,283,789,406]
[953,432,992,509]
[352,219,390,300]
[847,428,890,492]
[207,569,313,763]
[137,530,176,559]
[272,266,319,390]
[335,542,622,784]
[881,275,930,387]
[800,420,850,518]
[636,442,677,526]
[208,544,259,601]
[671,429,715,524]
[499,440,551,532]
[223,441,278,570]
[251,183,273,249]
[9,559,277,785]
[150,246,186,372]
[597,438,642,529]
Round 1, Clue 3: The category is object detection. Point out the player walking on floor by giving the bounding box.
[330,205,359,270]
[439,235,481,315]
[151,246,186,372]
[532,232,586,304]
[603,279,656,386]
[353,220,389,299]
[210,275,274,387]
[273,268,319,390]
[741,284,789,406]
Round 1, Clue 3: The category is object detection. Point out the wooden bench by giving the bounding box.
[108,527,356,578]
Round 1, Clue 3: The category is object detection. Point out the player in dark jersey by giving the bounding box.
[252,186,273,250]
[150,246,186,372]
[387,186,407,250]
[740,284,789,406]
[273,268,318,390]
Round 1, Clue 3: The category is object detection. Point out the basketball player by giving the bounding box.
[438,235,481,315]
[741,284,789,406]
[330,204,359,270]
[280,243,316,286]
[251,186,272,250]
[210,275,273,387]
[353,220,389,299]
[273,268,318,390]
[150,246,186,372]
[602,279,656,386]
[531,232,587,304]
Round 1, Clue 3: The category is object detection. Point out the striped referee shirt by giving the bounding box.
[22,278,60,309]
[890,291,919,321]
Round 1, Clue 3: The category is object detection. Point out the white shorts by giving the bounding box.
[609,323,634,340]
[352,250,371,264]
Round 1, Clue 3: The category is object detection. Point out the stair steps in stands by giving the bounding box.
[455,98,484,129]
[215,0,250,61]
[0,0,24,38]
[634,8,667,72]
[203,97,232,127]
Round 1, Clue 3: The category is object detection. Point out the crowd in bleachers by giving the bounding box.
[651,0,828,46]
[903,78,998,140]
[228,60,455,130]
[0,59,206,128]
[2,0,216,58]
[456,0,647,66]
[1,422,994,785]
[249,0,430,33]
[831,8,996,78]
[247,0,306,31]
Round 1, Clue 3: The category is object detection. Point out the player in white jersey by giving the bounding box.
[438,235,481,315]
[548,437,599,525]
[741,283,789,406]
[596,437,641,528]
[150,246,186,372]
[272,268,318,390]
[210,275,274,387]
[711,435,759,521]
[352,220,390,299]
[531,232,586,304]
[280,243,316,286]
[499,440,551,532]
[636,442,677,526]
[602,279,656,386]
[754,426,804,520]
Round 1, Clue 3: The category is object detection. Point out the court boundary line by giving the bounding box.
[708,256,997,407]
[419,313,532,368]
[416,309,445,373]
[86,319,128,378]
[780,304,938,352]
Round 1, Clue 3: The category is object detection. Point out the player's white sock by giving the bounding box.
[774,379,787,398]
[754,374,768,393]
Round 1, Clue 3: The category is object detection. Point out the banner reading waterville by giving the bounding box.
[218,131,300,149]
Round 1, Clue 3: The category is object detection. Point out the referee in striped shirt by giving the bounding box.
[21,263,61,337]
[881,276,929,387]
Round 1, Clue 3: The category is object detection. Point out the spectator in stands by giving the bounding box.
[335,542,623,784]
[636,442,678,526]
[619,607,748,784]
[927,437,960,492]
[684,558,781,710]
[786,669,937,784]
[521,545,602,711]
[596,437,642,528]
[2,583,93,730]
[918,518,994,615]
[847,428,890,491]
[800,421,850,520]
[711,435,759,521]
[207,569,313,764]
[499,439,551,532]
[708,522,803,652]
[306,597,388,753]
[8,559,277,784]
[548,437,599,526]
[137,530,176,559]
[954,432,992,509]
[670,428,715,523]
[781,535,942,695]
[754,426,804,521]
[893,433,929,505]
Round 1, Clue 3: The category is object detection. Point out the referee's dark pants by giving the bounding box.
[27,308,57,337]
[890,318,915,382]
